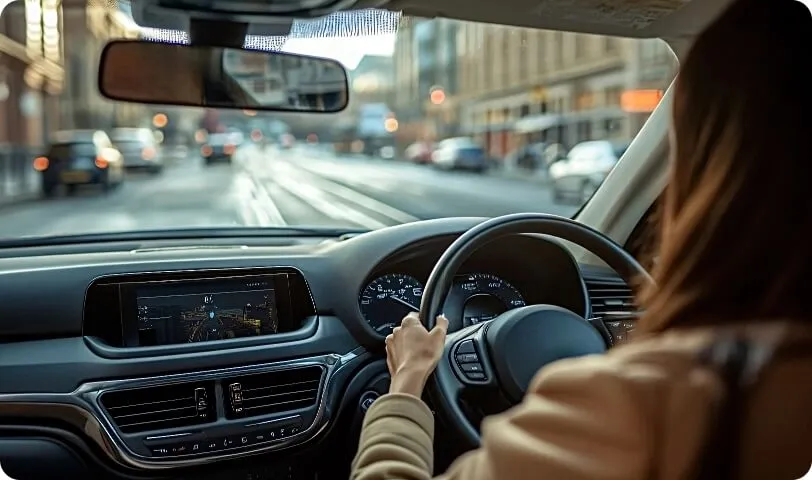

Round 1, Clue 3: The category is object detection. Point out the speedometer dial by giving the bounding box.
[456,273,526,326]
[359,274,424,335]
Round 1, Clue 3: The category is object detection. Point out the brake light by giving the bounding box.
[33,156,49,171]
[201,145,213,157]
[95,156,109,169]
[141,147,156,160]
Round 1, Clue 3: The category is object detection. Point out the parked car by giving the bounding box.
[34,130,125,197]
[549,140,630,204]
[405,141,435,165]
[110,128,164,174]
[431,137,488,172]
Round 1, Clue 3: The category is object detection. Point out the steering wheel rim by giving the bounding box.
[419,213,653,446]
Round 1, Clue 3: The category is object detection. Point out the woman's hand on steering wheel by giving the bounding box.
[385,312,449,397]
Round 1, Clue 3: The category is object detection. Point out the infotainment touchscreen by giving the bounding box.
[128,275,288,347]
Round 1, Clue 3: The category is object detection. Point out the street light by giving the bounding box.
[384,118,399,133]
[429,87,446,105]
[152,113,168,128]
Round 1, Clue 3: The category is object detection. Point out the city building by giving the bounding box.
[349,54,394,109]
[0,0,64,147]
[390,17,461,146]
[62,0,143,130]
[452,23,677,157]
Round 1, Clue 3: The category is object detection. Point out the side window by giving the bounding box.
[625,197,662,272]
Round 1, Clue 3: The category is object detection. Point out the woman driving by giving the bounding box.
[351,0,812,479]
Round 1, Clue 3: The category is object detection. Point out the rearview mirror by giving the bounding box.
[99,40,349,113]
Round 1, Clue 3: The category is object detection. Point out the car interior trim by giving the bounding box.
[0,349,364,470]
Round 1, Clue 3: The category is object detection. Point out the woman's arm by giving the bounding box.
[351,354,655,480]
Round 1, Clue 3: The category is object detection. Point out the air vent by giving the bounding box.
[584,275,637,319]
[100,382,216,434]
[224,366,323,420]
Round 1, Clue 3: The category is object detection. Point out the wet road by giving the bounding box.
[0,144,578,238]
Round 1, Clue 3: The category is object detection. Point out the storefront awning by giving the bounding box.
[513,107,627,134]
[513,114,566,134]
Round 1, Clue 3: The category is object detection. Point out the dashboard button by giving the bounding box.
[456,353,478,363]
[456,340,476,354]
[459,362,484,373]
[253,431,271,443]
[204,438,221,451]
[466,372,486,380]
[150,446,170,457]
[188,441,203,453]
[170,443,188,455]
[221,436,236,449]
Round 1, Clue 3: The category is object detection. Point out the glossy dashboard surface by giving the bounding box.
[0,217,635,476]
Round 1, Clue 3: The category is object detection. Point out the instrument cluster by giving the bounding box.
[359,272,527,335]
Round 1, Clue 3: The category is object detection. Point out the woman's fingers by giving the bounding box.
[432,315,449,335]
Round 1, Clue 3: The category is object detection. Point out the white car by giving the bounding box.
[549,140,629,204]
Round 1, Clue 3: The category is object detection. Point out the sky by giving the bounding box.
[282,35,395,70]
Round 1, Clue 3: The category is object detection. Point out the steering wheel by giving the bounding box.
[419,213,654,446]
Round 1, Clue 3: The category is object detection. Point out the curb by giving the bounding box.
[0,191,40,211]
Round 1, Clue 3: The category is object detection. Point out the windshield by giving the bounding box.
[0,5,675,239]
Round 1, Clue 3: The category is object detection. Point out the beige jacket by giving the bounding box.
[351,323,812,480]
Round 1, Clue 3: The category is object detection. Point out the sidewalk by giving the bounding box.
[0,145,41,208]
[0,172,40,208]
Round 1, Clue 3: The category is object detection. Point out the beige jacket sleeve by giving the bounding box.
[351,349,714,480]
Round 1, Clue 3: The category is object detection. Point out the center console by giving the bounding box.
[72,268,359,470]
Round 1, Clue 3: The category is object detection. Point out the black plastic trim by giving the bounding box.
[85,316,320,359]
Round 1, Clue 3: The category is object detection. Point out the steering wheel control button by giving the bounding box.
[360,391,379,412]
[459,363,483,373]
[453,340,489,382]
[456,340,476,354]
[455,353,478,363]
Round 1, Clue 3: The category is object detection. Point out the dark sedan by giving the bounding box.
[34,130,125,197]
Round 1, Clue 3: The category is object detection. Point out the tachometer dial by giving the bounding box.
[359,274,424,335]
[456,273,526,326]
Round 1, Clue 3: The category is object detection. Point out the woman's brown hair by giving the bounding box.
[637,0,812,332]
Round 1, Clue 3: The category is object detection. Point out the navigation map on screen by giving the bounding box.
[136,279,278,346]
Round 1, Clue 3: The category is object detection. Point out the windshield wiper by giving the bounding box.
[0,226,370,249]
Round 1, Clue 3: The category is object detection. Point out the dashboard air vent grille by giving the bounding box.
[584,275,637,319]
[224,366,323,419]
[100,382,216,434]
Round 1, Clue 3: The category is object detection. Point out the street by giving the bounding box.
[0,144,578,238]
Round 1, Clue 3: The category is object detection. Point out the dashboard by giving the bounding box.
[0,217,637,480]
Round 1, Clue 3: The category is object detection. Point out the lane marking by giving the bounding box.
[233,172,286,226]
[271,161,420,224]
[273,179,391,229]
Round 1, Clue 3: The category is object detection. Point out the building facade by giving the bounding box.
[451,23,676,157]
[391,17,460,144]
[61,0,143,130]
[0,0,64,147]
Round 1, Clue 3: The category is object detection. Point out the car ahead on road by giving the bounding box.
[110,128,164,174]
[33,130,125,197]
[549,140,630,204]
[431,137,489,172]
[201,132,240,165]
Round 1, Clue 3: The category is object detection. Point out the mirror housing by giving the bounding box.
[98,40,349,113]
